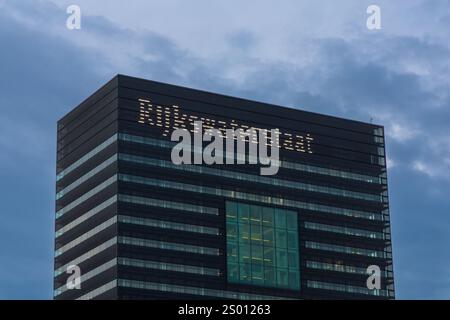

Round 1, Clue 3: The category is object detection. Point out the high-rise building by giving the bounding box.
[54,75,395,300]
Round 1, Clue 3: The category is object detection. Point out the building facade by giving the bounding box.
[54,75,395,299]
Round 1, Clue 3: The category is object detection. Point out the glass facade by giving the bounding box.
[226,201,300,290]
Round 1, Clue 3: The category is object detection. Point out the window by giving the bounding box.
[226,201,300,290]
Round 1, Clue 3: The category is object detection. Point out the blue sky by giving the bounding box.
[0,0,449,299]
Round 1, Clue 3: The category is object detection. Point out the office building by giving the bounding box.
[54,75,395,299]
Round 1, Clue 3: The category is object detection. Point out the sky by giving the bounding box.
[0,0,449,299]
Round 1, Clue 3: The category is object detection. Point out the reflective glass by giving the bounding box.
[226,201,300,290]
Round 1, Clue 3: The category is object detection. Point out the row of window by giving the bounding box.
[55,196,117,238]
[118,215,219,235]
[56,193,217,239]
[305,241,389,259]
[118,194,218,215]
[56,155,117,200]
[118,257,220,277]
[55,216,117,257]
[55,258,117,296]
[118,153,382,202]
[56,175,117,218]
[226,202,298,230]
[119,174,383,221]
[307,280,389,297]
[118,236,220,256]
[306,260,390,277]
[117,279,294,300]
[55,237,117,277]
[77,278,296,300]
[57,134,117,181]
[304,222,385,240]
[228,263,300,290]
[77,280,117,300]
[227,226,299,250]
[119,133,382,184]
[56,257,221,297]
[56,213,219,259]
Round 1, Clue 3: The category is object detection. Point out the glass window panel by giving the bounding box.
[252,264,264,284]
[250,205,262,223]
[275,230,287,248]
[288,250,299,269]
[238,223,250,241]
[277,268,288,287]
[226,201,238,220]
[262,207,274,226]
[275,209,287,229]
[251,244,263,263]
[227,242,238,263]
[263,227,275,245]
[276,249,288,268]
[288,270,300,289]
[226,222,238,240]
[251,223,262,241]
[239,264,251,282]
[264,246,275,265]
[287,231,298,249]
[239,244,251,263]
[238,203,249,222]
[264,266,276,286]
[286,211,298,230]
[228,263,239,281]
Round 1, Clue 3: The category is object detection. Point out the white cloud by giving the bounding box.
[390,122,420,143]
[411,135,450,180]
[386,155,397,169]
[371,111,421,143]
[412,160,436,177]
